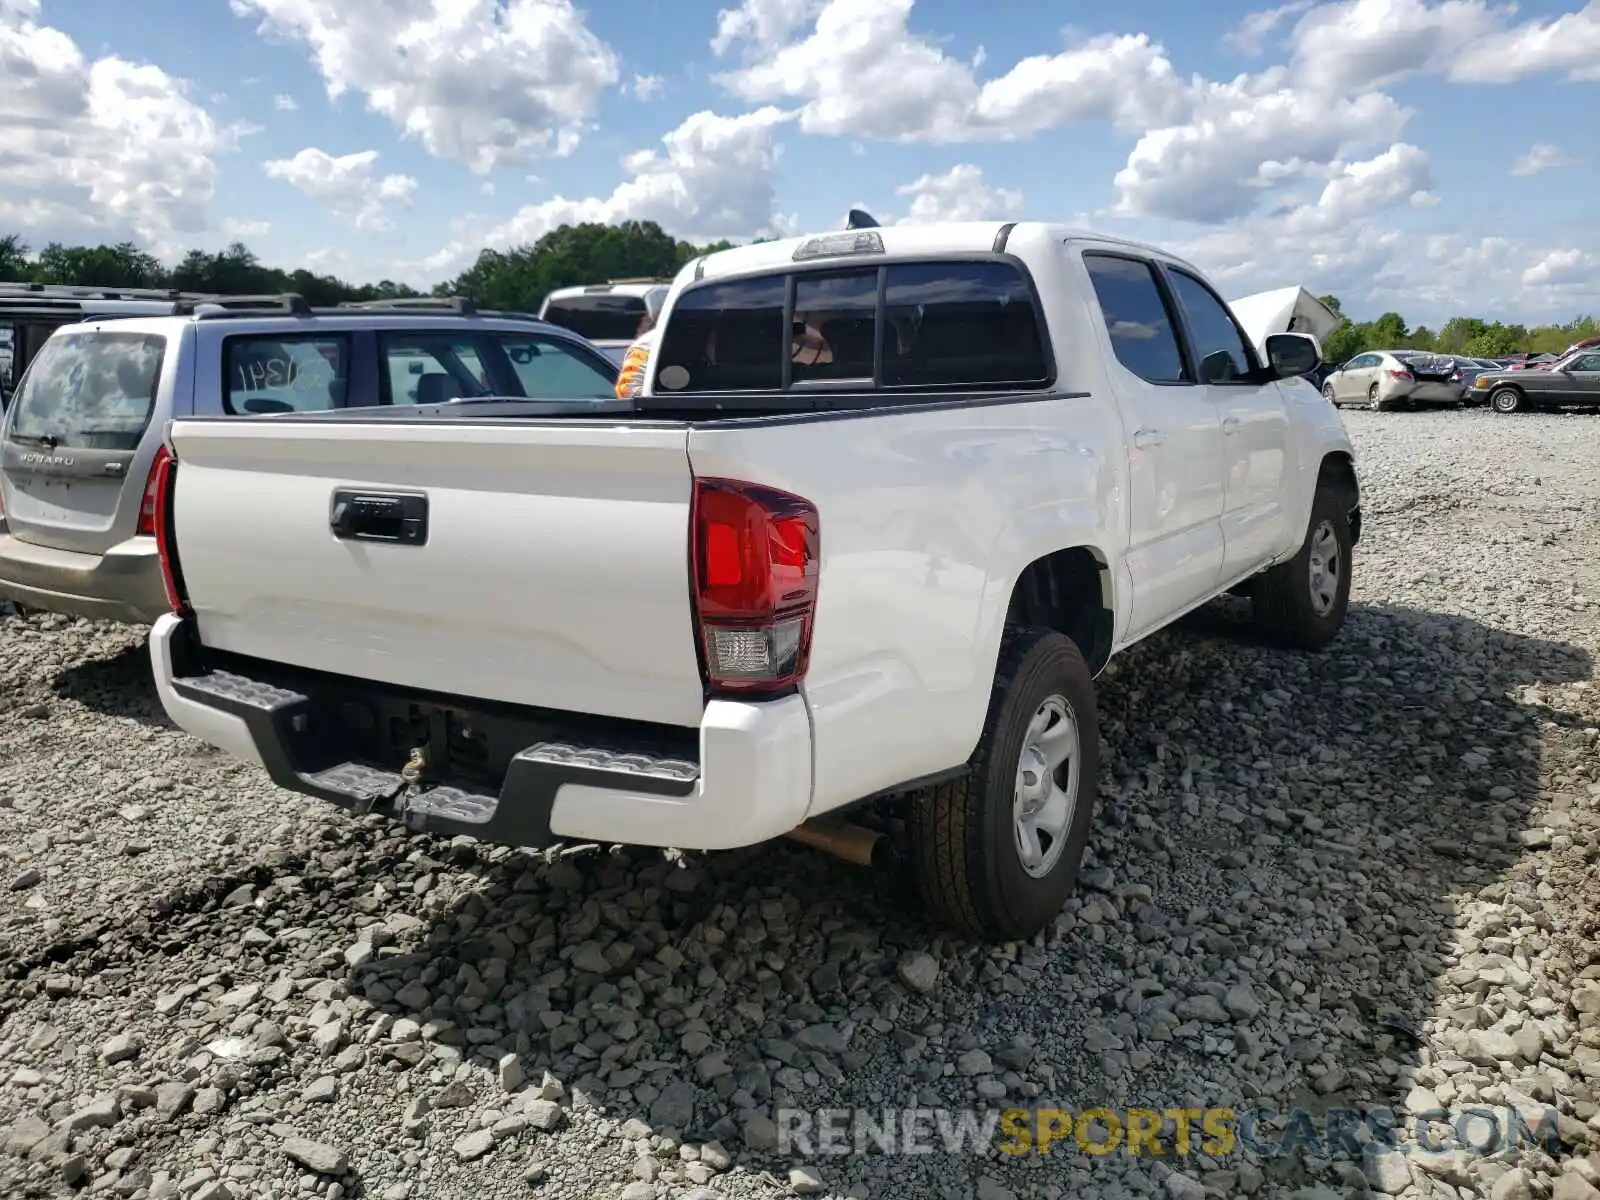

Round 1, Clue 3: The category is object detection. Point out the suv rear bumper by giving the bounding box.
[148,614,815,851]
[0,532,168,624]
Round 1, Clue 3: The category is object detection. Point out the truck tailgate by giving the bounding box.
[166,418,707,728]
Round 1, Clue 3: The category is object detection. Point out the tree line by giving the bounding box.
[1316,295,1597,361]
[0,227,1590,360]
[0,221,740,314]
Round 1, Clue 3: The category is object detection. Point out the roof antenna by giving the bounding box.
[845,208,879,230]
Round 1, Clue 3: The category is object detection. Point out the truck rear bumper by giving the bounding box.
[149,614,814,852]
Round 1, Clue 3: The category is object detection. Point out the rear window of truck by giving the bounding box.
[3,330,165,452]
[653,260,1051,395]
[542,294,650,342]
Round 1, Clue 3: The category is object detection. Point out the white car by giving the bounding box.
[1320,349,1466,410]
[538,279,669,364]
[146,219,1360,941]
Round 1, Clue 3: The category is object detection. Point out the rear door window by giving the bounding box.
[653,260,1050,394]
[225,335,350,414]
[542,294,650,341]
[494,334,618,399]
[5,330,165,451]
[1082,254,1189,384]
[380,334,495,405]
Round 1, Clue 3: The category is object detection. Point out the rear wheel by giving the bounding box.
[1490,387,1523,414]
[1366,384,1385,411]
[1251,482,1353,651]
[908,627,1099,942]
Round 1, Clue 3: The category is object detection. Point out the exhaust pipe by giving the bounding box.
[783,819,885,867]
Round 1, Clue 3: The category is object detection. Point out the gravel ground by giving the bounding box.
[3,407,1600,1200]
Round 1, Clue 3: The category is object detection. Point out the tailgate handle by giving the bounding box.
[330,490,428,546]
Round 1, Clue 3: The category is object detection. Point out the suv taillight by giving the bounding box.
[137,446,170,536]
[150,446,187,614]
[690,477,819,698]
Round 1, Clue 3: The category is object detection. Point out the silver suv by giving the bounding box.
[0,294,619,624]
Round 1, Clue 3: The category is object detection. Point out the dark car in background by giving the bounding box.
[1465,349,1600,413]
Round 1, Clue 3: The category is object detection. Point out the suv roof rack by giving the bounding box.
[0,280,217,303]
[336,296,478,315]
[179,294,314,318]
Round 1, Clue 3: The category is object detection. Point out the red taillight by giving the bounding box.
[137,446,169,536]
[690,477,819,697]
[1387,369,1413,381]
[150,446,186,614]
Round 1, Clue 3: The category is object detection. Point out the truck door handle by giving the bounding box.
[1132,428,1166,449]
[330,490,429,546]
[1222,416,1242,435]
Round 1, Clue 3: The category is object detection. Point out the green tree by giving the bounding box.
[0,234,29,280]
[1465,325,1520,358]
[1318,294,1343,318]
[1368,312,1408,347]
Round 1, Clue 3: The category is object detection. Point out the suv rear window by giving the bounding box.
[653,260,1050,395]
[542,294,650,342]
[4,330,165,451]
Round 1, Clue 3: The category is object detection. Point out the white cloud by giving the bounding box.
[1287,0,1600,92]
[1281,143,1437,234]
[896,164,1022,223]
[263,148,418,231]
[0,0,235,251]
[1523,249,1594,288]
[272,92,297,111]
[1112,74,1410,223]
[230,0,620,172]
[1510,143,1573,177]
[710,0,823,55]
[1224,1,1313,55]
[222,217,273,238]
[429,107,796,275]
[716,0,1187,142]
[630,73,664,100]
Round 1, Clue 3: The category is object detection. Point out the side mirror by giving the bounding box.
[1263,332,1321,380]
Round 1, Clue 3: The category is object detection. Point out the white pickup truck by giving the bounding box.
[147,221,1360,941]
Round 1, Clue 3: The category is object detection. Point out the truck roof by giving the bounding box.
[683,220,1204,284]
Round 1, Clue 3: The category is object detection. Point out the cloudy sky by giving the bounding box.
[3,0,1596,324]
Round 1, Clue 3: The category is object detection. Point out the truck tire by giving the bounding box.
[908,626,1099,942]
[1250,483,1352,651]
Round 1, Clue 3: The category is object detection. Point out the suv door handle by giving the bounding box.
[1132,428,1166,449]
[1221,416,1242,435]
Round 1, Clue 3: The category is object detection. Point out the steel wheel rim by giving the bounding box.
[1308,520,1340,616]
[1493,390,1516,412]
[1013,694,1080,879]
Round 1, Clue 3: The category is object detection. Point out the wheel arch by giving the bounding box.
[1002,546,1116,676]
[1317,450,1361,544]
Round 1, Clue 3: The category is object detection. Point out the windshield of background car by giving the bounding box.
[4,330,165,452]
[541,294,649,341]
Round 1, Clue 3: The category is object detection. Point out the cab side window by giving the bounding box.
[1082,253,1189,384]
[1167,269,1255,384]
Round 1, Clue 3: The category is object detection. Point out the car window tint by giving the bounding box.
[543,294,650,342]
[881,261,1049,388]
[1168,270,1253,384]
[7,331,165,451]
[381,334,494,405]
[1570,353,1600,372]
[793,270,876,384]
[225,335,350,415]
[654,275,786,393]
[1082,254,1188,384]
[496,335,617,399]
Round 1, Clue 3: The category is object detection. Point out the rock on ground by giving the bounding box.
[3,409,1600,1200]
